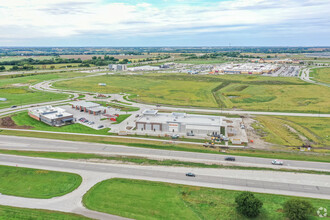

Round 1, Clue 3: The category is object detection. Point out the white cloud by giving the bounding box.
[0,0,329,41]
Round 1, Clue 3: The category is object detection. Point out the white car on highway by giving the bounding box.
[272,159,283,165]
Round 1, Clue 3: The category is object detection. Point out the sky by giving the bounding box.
[0,0,329,46]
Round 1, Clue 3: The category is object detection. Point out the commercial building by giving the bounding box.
[108,64,127,71]
[135,110,225,136]
[28,106,74,127]
[211,63,280,75]
[127,65,160,71]
[71,101,107,115]
[250,58,302,64]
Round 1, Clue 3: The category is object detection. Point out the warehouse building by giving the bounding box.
[108,64,127,71]
[135,110,225,136]
[71,101,107,115]
[28,106,74,127]
[211,63,280,75]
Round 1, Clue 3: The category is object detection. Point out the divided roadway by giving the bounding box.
[0,135,329,172]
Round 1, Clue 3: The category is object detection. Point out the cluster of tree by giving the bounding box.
[1,47,329,57]
[0,66,5,71]
[235,192,315,220]
[10,65,35,71]
[0,58,82,66]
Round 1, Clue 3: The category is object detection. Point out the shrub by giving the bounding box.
[283,199,314,220]
[235,192,263,218]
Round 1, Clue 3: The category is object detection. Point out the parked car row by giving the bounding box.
[79,117,95,125]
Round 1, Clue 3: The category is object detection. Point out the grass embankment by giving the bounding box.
[83,178,330,220]
[0,165,81,199]
[113,114,131,124]
[96,101,139,112]
[253,116,330,148]
[309,67,330,84]
[0,205,90,220]
[53,73,330,113]
[0,129,329,163]
[10,111,110,135]
[0,150,329,175]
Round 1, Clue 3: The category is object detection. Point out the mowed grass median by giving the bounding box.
[83,178,330,220]
[0,165,82,198]
[0,205,90,220]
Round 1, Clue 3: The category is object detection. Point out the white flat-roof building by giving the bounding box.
[28,106,74,127]
[136,109,224,136]
[127,65,160,71]
[108,64,127,71]
[212,63,280,75]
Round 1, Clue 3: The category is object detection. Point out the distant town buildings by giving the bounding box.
[211,63,280,75]
[249,58,303,64]
[127,65,160,71]
[108,64,127,71]
[28,106,74,127]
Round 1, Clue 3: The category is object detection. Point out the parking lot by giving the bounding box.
[60,105,108,129]
[265,65,300,77]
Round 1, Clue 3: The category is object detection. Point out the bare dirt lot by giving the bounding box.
[0,116,32,129]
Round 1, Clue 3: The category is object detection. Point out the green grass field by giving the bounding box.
[113,114,131,124]
[253,116,330,147]
[54,74,220,108]
[0,86,68,109]
[0,71,95,109]
[10,111,110,135]
[53,73,330,113]
[83,178,330,220]
[1,129,329,163]
[96,101,139,112]
[0,205,90,220]
[310,67,330,84]
[0,165,81,199]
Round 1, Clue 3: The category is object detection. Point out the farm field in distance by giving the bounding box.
[253,116,330,148]
[176,58,229,64]
[83,178,330,220]
[54,73,330,113]
[0,165,82,199]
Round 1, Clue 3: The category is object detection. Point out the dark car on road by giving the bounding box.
[185,172,196,177]
[225,157,236,161]
[11,105,17,108]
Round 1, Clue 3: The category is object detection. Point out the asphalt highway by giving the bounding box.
[0,154,329,199]
[0,135,329,171]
